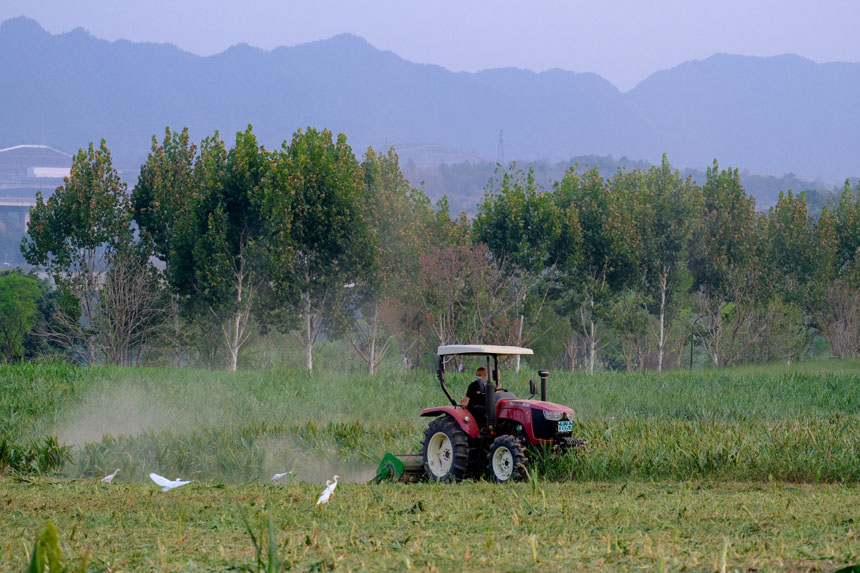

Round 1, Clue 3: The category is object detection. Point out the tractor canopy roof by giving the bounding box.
[436,344,534,356]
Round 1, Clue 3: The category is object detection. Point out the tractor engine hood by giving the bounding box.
[499,399,574,415]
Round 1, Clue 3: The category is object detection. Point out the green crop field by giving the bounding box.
[2,360,860,570]
[4,479,860,571]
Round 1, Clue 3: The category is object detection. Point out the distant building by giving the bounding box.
[0,145,72,265]
[0,144,71,197]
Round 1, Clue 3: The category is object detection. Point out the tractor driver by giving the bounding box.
[463,367,489,427]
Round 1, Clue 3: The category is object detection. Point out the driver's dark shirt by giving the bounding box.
[465,377,487,406]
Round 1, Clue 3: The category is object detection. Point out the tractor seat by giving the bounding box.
[495,390,516,402]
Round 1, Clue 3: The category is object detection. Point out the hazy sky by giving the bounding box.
[2,0,858,91]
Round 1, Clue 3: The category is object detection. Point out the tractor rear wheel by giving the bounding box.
[488,435,527,482]
[420,416,470,482]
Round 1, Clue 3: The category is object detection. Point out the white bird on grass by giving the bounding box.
[149,472,193,492]
[271,471,293,482]
[316,475,339,506]
[100,469,120,483]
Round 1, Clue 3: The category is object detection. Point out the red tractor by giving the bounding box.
[415,344,584,482]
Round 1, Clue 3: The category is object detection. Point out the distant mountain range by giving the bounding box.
[1,16,858,182]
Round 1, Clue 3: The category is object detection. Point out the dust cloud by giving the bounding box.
[260,435,378,484]
[52,384,199,445]
[50,383,382,484]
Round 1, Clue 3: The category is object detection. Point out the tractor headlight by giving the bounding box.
[543,410,564,421]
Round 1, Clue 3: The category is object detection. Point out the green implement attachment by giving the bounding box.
[373,453,424,483]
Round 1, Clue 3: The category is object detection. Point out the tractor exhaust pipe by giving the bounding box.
[538,370,549,401]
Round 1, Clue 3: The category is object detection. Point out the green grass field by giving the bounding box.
[2,360,860,570]
[3,479,860,571]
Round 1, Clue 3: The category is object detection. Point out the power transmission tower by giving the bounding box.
[496,130,505,166]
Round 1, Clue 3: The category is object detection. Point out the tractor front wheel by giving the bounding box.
[420,416,470,482]
[488,435,528,482]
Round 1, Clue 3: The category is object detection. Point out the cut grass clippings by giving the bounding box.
[2,478,859,571]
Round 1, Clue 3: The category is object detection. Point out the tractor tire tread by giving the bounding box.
[488,434,528,483]
[420,416,471,482]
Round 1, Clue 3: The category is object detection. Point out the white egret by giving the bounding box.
[100,469,120,483]
[316,479,334,505]
[271,471,293,482]
[149,472,193,492]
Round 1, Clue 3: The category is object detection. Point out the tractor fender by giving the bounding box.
[420,406,481,438]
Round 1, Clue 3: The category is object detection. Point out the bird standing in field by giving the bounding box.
[100,469,120,484]
[271,471,293,482]
[316,475,339,505]
[316,479,333,505]
[149,472,193,492]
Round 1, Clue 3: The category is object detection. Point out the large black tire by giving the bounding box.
[488,435,528,482]
[420,416,470,482]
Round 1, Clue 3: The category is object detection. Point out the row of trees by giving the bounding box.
[476,158,859,372]
[15,125,860,372]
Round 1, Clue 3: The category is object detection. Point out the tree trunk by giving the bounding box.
[514,313,524,373]
[588,318,596,375]
[657,268,668,372]
[172,298,181,367]
[225,270,244,372]
[368,306,379,375]
[225,310,240,371]
[226,334,239,371]
[563,338,577,372]
[305,297,313,372]
[579,296,597,375]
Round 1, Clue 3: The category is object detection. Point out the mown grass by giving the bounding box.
[2,478,859,571]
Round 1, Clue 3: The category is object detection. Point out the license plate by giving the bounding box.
[558,420,573,433]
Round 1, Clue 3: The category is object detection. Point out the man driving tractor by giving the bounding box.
[463,366,489,427]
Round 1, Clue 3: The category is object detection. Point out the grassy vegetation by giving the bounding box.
[1,360,860,483]
[2,478,859,571]
[2,360,860,569]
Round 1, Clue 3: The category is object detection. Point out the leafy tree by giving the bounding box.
[760,191,837,319]
[21,140,135,364]
[634,156,701,371]
[268,128,367,372]
[349,147,433,373]
[833,179,860,281]
[824,181,860,358]
[132,127,199,364]
[553,167,634,373]
[137,127,270,370]
[475,163,581,369]
[686,161,761,368]
[475,164,567,273]
[0,273,41,362]
[689,161,757,295]
[133,128,198,263]
[186,127,268,371]
[606,289,651,371]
